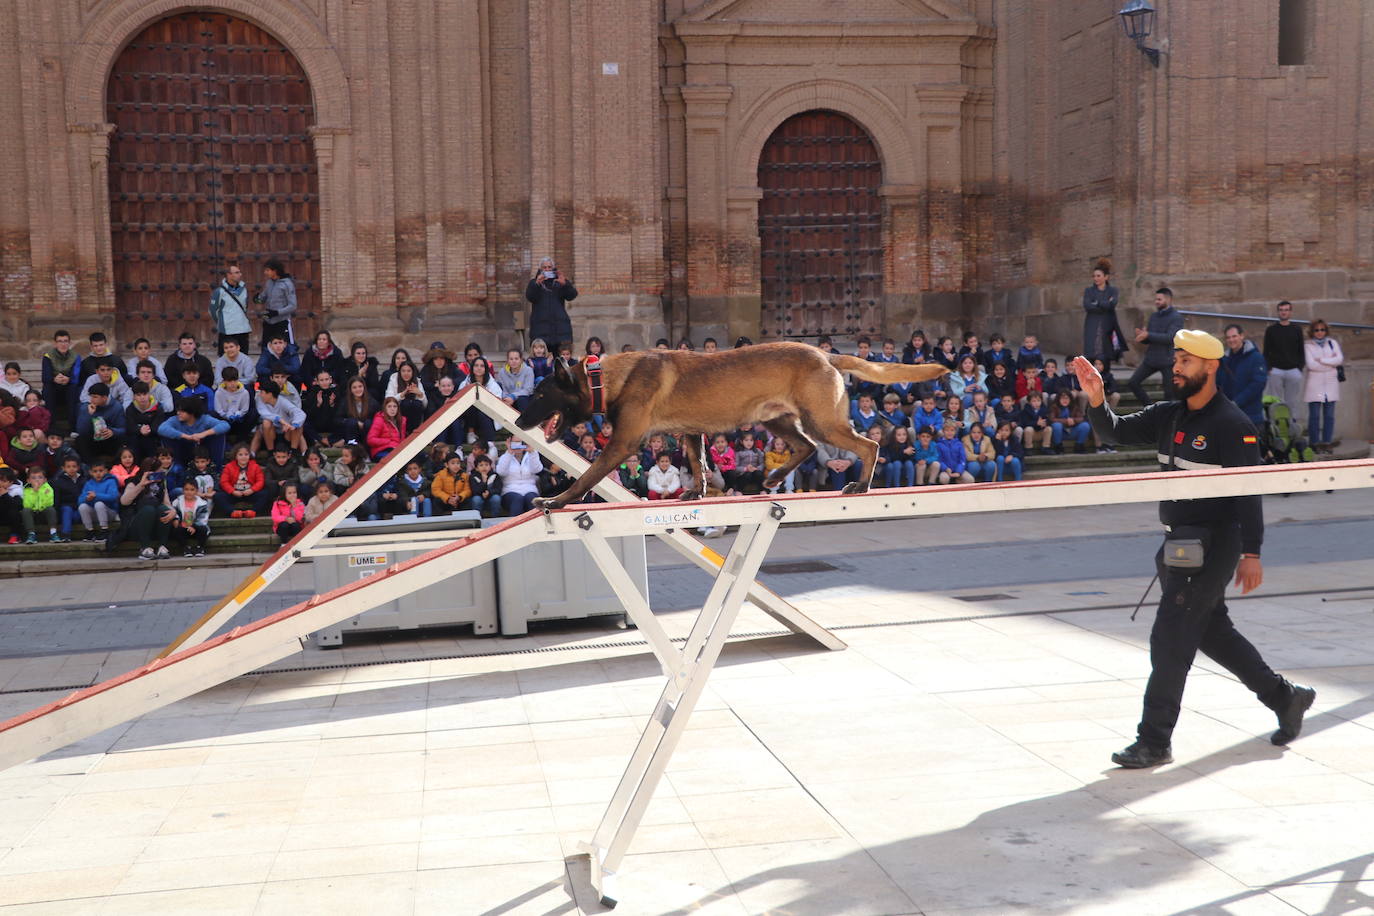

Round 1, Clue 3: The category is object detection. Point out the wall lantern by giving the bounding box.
[1118,0,1162,67]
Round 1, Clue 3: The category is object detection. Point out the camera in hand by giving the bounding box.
[542,270,556,279]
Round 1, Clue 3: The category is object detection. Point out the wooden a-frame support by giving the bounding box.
[160,384,842,658]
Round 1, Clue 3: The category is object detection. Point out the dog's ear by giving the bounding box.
[553,357,575,388]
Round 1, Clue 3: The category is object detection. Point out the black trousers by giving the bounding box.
[261,319,294,350]
[1128,362,1175,406]
[170,523,209,550]
[1138,525,1283,747]
[217,332,251,356]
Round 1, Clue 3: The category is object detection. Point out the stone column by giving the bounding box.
[724,186,763,342]
[879,183,924,331]
[916,87,970,293]
[73,122,117,323]
[680,83,733,339]
[308,125,354,316]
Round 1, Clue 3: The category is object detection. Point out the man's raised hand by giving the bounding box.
[1068,356,1105,408]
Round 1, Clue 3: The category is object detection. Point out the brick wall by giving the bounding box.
[1,0,1371,363]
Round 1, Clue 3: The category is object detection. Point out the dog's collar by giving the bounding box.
[584,355,605,414]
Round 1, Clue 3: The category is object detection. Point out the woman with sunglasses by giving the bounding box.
[1302,319,1344,453]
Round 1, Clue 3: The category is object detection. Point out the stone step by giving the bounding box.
[1016,447,1156,471]
[0,531,280,562]
[1025,463,1158,481]
[1,551,293,579]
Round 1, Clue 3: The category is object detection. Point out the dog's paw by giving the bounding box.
[840,482,870,495]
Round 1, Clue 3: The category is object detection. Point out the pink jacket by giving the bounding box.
[709,444,736,472]
[366,412,408,458]
[271,499,305,532]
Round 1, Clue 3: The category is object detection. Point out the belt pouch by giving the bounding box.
[1163,525,1211,569]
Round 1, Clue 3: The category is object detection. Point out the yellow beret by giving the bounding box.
[1174,329,1223,360]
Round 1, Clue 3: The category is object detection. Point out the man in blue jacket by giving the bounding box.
[159,398,230,467]
[74,383,127,463]
[1219,324,1269,426]
[256,335,302,387]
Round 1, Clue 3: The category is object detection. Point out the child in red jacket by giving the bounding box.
[215,443,268,517]
[366,397,408,460]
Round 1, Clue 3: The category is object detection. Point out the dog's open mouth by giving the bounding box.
[542,412,562,441]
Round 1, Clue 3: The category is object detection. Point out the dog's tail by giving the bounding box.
[826,353,949,385]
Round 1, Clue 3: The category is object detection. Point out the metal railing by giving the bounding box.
[1177,310,1373,334]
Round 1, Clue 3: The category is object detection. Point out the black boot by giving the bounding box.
[1270,680,1316,746]
[1111,741,1173,769]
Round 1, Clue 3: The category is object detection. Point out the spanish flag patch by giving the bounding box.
[1242,435,1257,445]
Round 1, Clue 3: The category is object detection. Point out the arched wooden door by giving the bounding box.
[758,111,884,340]
[106,12,321,353]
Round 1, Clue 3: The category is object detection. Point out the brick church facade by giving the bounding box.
[1,0,1371,360]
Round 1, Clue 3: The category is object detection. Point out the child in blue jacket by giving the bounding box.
[934,422,975,484]
[992,420,1025,481]
[910,428,940,486]
[911,395,944,436]
[78,459,120,539]
[1017,391,1053,455]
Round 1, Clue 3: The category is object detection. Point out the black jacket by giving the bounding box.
[1086,391,1263,554]
[165,352,216,389]
[1082,283,1123,362]
[525,277,578,344]
[339,356,383,402]
[1141,306,1185,368]
[1262,322,1305,372]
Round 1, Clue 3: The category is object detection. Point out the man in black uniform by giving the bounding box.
[1070,329,1315,769]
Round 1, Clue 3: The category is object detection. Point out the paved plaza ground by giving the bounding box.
[1,489,1373,914]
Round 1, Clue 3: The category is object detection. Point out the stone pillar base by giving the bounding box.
[568,294,668,352]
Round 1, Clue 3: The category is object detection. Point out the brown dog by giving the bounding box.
[514,342,949,509]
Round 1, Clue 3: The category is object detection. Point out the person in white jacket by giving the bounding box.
[495,437,543,515]
[1302,319,1344,452]
[646,453,684,499]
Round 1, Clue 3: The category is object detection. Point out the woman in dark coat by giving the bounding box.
[419,343,461,399]
[1082,257,1124,370]
[299,330,349,385]
[525,256,577,349]
[339,341,382,403]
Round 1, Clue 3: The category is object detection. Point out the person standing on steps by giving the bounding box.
[209,263,252,356]
[256,259,298,351]
[1262,300,1305,412]
[1302,319,1344,454]
[1070,330,1316,769]
[1081,257,1124,374]
[525,256,577,352]
[1127,287,1185,406]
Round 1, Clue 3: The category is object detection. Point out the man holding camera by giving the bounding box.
[525,256,577,351]
[256,259,298,350]
[1070,330,1315,769]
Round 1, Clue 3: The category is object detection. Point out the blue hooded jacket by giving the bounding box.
[1219,339,1268,425]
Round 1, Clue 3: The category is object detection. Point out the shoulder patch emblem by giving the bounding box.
[1241,435,1257,445]
[1191,434,1207,450]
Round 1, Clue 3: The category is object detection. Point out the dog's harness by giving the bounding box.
[584,354,605,413]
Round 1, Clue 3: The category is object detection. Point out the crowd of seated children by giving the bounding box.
[1,322,1137,552]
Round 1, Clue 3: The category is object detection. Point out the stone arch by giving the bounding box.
[731,80,916,191]
[65,0,350,131]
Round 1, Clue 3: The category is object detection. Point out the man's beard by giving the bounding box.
[1173,370,1207,400]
